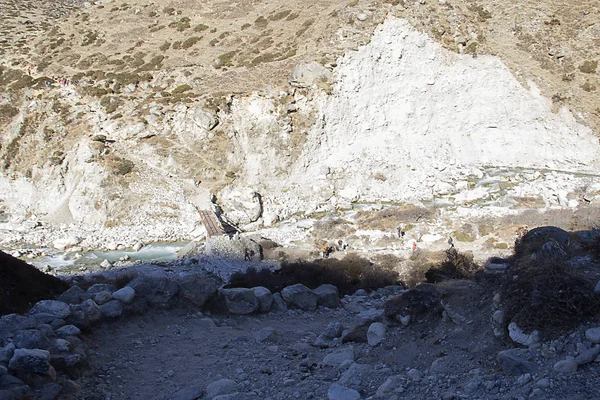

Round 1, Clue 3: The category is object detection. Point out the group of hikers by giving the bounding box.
[321,239,349,259]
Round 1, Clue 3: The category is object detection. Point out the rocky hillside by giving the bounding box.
[0,0,599,250]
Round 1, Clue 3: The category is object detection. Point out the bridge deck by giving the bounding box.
[198,210,226,237]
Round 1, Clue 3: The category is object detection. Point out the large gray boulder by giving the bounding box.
[13,330,49,350]
[58,286,85,305]
[0,343,15,364]
[251,287,273,313]
[313,284,340,308]
[219,288,259,315]
[281,284,318,311]
[327,383,360,400]
[112,287,136,304]
[29,301,71,320]
[176,274,218,308]
[86,284,117,294]
[323,347,355,367]
[8,349,51,374]
[367,323,386,347]
[99,300,123,318]
[128,275,179,307]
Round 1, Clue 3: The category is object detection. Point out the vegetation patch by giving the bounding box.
[425,248,478,283]
[356,205,437,231]
[0,104,18,124]
[227,254,399,295]
[181,37,201,49]
[579,60,598,74]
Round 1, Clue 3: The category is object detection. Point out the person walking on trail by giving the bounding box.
[448,237,454,248]
[412,242,417,251]
[397,225,405,238]
[244,247,251,261]
[322,244,329,259]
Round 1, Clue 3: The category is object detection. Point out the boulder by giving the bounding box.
[58,286,85,305]
[128,276,179,307]
[271,293,287,311]
[553,359,577,373]
[355,309,384,326]
[251,287,273,313]
[55,325,80,337]
[575,347,600,366]
[219,289,259,315]
[484,257,510,274]
[254,327,276,343]
[29,301,71,320]
[8,349,51,374]
[0,343,15,364]
[281,284,318,311]
[205,379,236,398]
[313,284,340,308]
[339,363,370,389]
[112,287,135,304]
[13,330,49,350]
[290,62,332,89]
[52,237,80,251]
[323,347,355,367]
[508,322,541,346]
[176,274,218,308]
[169,385,204,400]
[497,349,538,375]
[327,383,360,400]
[585,327,600,344]
[367,323,386,346]
[86,284,117,294]
[99,300,123,318]
[376,375,403,398]
[48,338,70,354]
[92,291,112,306]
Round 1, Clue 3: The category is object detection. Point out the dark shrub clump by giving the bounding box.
[227,254,399,296]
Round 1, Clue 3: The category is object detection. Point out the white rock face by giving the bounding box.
[262,17,600,218]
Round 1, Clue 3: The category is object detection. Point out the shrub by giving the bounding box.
[356,205,437,231]
[181,36,201,49]
[171,84,191,95]
[110,157,134,175]
[579,60,598,74]
[0,104,18,124]
[254,16,269,29]
[159,42,171,51]
[425,248,479,283]
[269,10,291,21]
[194,24,209,32]
[227,254,399,295]
[501,257,599,335]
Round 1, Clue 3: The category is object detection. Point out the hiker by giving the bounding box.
[448,237,454,248]
[397,225,405,238]
[412,242,417,251]
[322,244,329,259]
[244,247,251,261]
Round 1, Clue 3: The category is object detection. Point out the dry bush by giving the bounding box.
[501,258,599,335]
[312,217,355,240]
[372,254,403,271]
[425,248,479,283]
[397,249,438,287]
[227,254,399,295]
[502,209,577,231]
[356,205,437,231]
